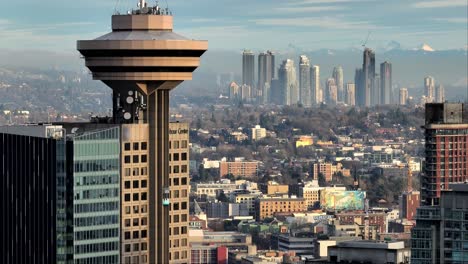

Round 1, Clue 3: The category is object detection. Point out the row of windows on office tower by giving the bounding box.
[121,137,150,263]
[123,139,187,151]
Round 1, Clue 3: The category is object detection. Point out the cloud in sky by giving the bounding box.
[287,0,372,4]
[433,17,468,24]
[274,6,344,13]
[0,0,466,51]
[412,0,467,8]
[253,17,378,30]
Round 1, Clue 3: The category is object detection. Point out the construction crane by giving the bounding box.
[362,31,371,49]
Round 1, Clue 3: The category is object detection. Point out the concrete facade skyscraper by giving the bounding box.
[399,88,408,105]
[332,66,344,102]
[242,50,255,95]
[311,65,321,105]
[77,3,207,264]
[278,59,298,106]
[299,55,312,107]
[424,76,435,103]
[422,103,468,206]
[380,61,392,105]
[363,48,375,107]
[326,78,338,105]
[345,83,356,106]
[436,84,445,103]
[355,68,364,107]
[373,74,381,105]
[258,51,275,104]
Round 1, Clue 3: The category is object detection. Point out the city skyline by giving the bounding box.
[1,1,468,264]
[0,0,467,52]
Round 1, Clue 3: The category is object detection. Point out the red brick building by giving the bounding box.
[219,161,259,178]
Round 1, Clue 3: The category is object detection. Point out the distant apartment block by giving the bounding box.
[250,125,267,141]
[259,181,289,195]
[220,161,259,178]
[295,135,314,148]
[299,181,323,210]
[312,162,349,182]
[255,196,306,221]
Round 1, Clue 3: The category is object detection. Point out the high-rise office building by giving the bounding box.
[242,50,255,96]
[326,78,338,105]
[436,84,445,103]
[311,65,321,105]
[399,88,408,105]
[422,103,468,206]
[299,55,312,107]
[363,48,375,107]
[424,76,435,103]
[258,51,275,104]
[0,126,65,264]
[411,183,468,264]
[1,120,192,264]
[168,122,191,263]
[0,124,121,264]
[345,83,356,106]
[355,68,364,107]
[332,66,344,102]
[77,3,207,263]
[380,61,392,105]
[278,59,298,106]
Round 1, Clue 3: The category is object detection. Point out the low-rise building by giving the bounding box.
[295,135,314,148]
[334,212,387,234]
[255,196,306,221]
[259,181,289,195]
[231,192,262,215]
[194,182,237,197]
[220,161,259,178]
[190,230,253,250]
[272,233,316,257]
[328,240,410,263]
[190,245,228,264]
[299,180,323,210]
[206,202,249,219]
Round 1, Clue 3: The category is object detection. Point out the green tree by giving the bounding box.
[217,191,229,202]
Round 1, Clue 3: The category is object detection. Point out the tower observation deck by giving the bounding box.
[77,2,207,263]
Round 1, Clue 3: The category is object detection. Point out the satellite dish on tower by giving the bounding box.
[71,127,79,134]
[126,97,134,104]
[124,112,132,120]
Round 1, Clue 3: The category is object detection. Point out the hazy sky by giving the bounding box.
[0,0,466,52]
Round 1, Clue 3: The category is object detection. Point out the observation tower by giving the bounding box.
[77,1,207,263]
